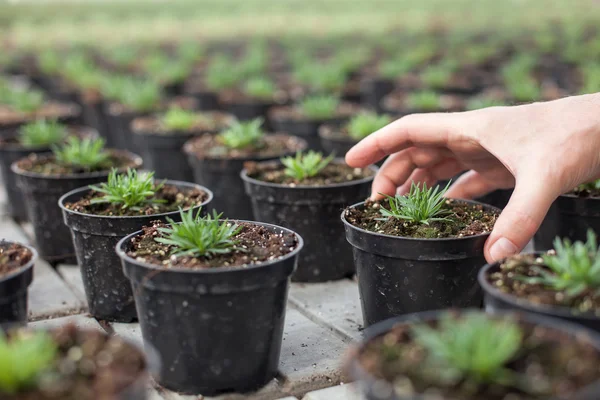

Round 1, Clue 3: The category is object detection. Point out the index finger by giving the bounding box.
[345,112,463,167]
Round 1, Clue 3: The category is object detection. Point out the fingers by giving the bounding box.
[484,174,560,263]
[445,170,498,199]
[396,159,464,196]
[346,113,463,167]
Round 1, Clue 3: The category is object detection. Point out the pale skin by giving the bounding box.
[345,93,600,263]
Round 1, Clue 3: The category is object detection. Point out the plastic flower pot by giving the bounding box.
[11,151,142,264]
[476,188,513,211]
[220,98,274,126]
[534,194,600,251]
[342,200,499,327]
[116,221,303,395]
[0,102,80,138]
[347,309,600,400]
[0,241,36,327]
[479,253,600,333]
[242,161,376,282]
[318,126,356,158]
[59,182,212,322]
[359,77,395,112]
[104,104,149,152]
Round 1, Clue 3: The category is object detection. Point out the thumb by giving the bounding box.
[484,175,559,263]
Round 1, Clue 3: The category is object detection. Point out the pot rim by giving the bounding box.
[341,199,499,242]
[0,240,38,284]
[348,308,600,400]
[116,219,304,275]
[240,158,377,190]
[478,254,600,321]
[0,126,99,152]
[10,149,143,180]
[58,180,213,220]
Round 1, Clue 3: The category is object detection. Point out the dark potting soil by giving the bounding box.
[131,111,233,135]
[269,102,359,121]
[185,133,305,159]
[9,324,146,400]
[64,185,209,217]
[244,161,374,186]
[357,314,600,400]
[0,102,78,125]
[344,199,498,238]
[15,152,137,176]
[488,253,600,315]
[0,242,32,277]
[126,221,298,270]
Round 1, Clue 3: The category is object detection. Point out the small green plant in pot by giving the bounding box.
[184,117,306,220]
[481,230,600,333]
[116,208,302,394]
[12,136,142,263]
[219,75,278,123]
[242,150,376,281]
[59,167,211,321]
[348,310,600,400]
[319,112,392,156]
[0,325,152,398]
[342,182,499,326]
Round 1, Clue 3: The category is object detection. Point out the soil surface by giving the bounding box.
[269,102,359,122]
[382,91,466,113]
[0,102,78,126]
[64,184,209,216]
[131,111,233,135]
[127,221,298,270]
[345,199,498,238]
[357,313,600,400]
[15,151,138,176]
[218,87,287,105]
[488,253,600,315]
[0,242,33,277]
[10,324,146,400]
[245,161,374,186]
[185,133,305,159]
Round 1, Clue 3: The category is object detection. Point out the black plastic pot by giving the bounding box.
[348,309,600,400]
[0,241,36,328]
[221,99,273,125]
[59,182,212,322]
[0,102,81,138]
[270,115,348,151]
[104,105,147,152]
[479,254,600,333]
[534,194,600,251]
[242,162,376,282]
[184,88,219,111]
[360,77,395,112]
[184,137,306,220]
[342,200,499,327]
[134,132,196,182]
[318,126,356,158]
[476,188,513,210]
[12,151,143,265]
[116,221,303,395]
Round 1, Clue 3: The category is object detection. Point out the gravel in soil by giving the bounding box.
[245,161,374,186]
[15,152,137,175]
[344,199,498,238]
[185,133,305,159]
[488,253,600,315]
[131,111,233,135]
[126,221,298,270]
[0,242,32,277]
[64,184,209,217]
[10,324,146,400]
[357,313,600,400]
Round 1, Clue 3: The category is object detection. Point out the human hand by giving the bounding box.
[345,94,600,263]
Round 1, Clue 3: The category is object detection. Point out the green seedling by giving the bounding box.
[18,120,68,147]
[346,112,391,141]
[294,63,347,92]
[38,49,61,75]
[243,76,276,99]
[406,91,442,111]
[218,118,264,149]
[116,79,161,112]
[466,97,505,110]
[299,95,340,120]
[176,40,205,63]
[155,208,242,258]
[205,55,244,91]
[161,107,199,131]
[53,137,111,169]
[420,62,457,89]
[281,151,335,181]
[5,90,45,113]
[378,181,452,225]
[89,168,165,211]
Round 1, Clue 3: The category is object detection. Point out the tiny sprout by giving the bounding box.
[161,107,198,131]
[410,313,522,387]
[405,91,441,112]
[299,95,340,120]
[52,137,111,170]
[155,208,242,258]
[6,90,45,113]
[281,151,335,181]
[18,120,68,147]
[346,112,391,141]
[517,230,600,297]
[0,331,58,394]
[466,97,505,111]
[116,79,162,112]
[89,168,166,211]
[243,76,276,100]
[218,118,264,149]
[378,181,452,225]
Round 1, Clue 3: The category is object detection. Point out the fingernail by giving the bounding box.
[490,237,518,262]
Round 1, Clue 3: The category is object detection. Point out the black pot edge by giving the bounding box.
[239,158,378,190]
[116,220,305,276]
[348,308,600,400]
[478,254,600,322]
[57,180,214,221]
[341,199,501,243]
[0,240,37,284]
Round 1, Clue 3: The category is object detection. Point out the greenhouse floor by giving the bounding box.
[0,196,364,400]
